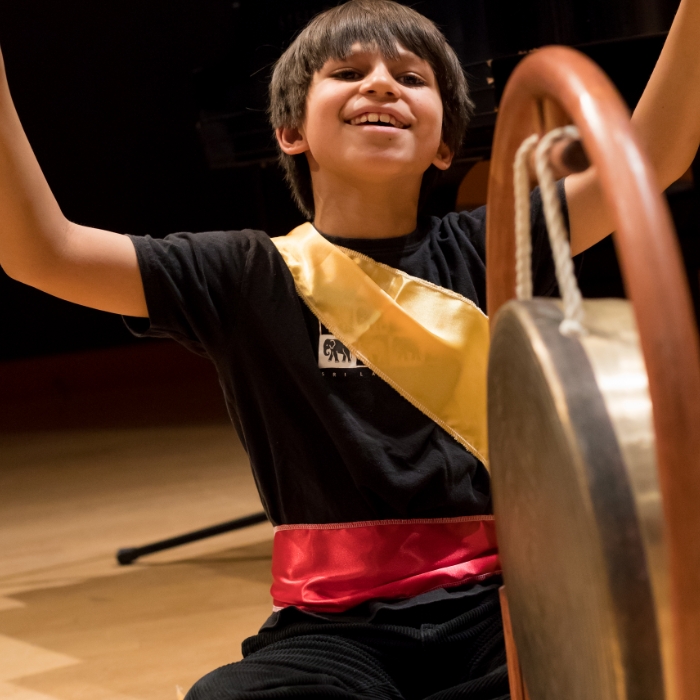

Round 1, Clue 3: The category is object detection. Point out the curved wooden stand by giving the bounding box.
[486,46,700,700]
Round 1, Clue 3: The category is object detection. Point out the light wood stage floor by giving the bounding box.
[0,342,275,700]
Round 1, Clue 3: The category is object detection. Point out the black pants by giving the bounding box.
[185,589,509,700]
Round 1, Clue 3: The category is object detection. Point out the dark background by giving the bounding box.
[0,0,695,361]
[0,0,268,360]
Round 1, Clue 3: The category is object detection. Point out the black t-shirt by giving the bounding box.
[125,185,565,527]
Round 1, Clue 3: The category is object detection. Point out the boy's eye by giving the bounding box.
[398,73,427,87]
[333,69,363,81]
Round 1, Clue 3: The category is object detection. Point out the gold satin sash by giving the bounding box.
[272,223,490,466]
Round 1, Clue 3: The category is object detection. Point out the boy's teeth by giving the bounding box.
[349,113,405,127]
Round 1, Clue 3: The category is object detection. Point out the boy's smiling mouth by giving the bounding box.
[346,112,409,129]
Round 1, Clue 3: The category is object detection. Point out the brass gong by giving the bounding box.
[490,298,667,700]
[485,47,700,700]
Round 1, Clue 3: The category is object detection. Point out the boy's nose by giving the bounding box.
[360,69,399,98]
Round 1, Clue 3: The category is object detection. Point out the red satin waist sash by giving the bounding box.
[271,516,500,613]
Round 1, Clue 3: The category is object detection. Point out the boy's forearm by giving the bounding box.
[0,55,71,284]
[568,0,700,256]
[631,0,700,188]
[0,53,147,318]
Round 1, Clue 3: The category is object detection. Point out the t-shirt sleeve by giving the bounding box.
[123,229,260,357]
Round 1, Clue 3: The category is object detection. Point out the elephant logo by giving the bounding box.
[318,323,363,369]
[391,336,421,363]
[323,338,352,363]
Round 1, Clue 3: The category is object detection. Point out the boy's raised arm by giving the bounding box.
[0,47,148,318]
[566,0,700,257]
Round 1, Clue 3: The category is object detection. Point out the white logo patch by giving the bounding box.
[317,322,364,369]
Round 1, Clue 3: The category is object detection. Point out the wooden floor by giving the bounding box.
[0,344,274,700]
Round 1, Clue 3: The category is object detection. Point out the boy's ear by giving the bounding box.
[432,140,454,171]
[276,126,309,155]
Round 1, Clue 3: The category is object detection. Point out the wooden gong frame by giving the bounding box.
[486,46,700,700]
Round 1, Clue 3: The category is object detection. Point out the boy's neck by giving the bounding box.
[311,170,422,240]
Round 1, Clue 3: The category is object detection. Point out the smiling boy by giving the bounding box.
[275,42,454,241]
[2,0,700,698]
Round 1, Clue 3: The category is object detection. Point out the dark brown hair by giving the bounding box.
[268,0,474,218]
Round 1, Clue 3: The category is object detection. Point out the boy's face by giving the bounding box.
[277,43,452,185]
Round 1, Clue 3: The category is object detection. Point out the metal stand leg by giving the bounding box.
[116,511,268,565]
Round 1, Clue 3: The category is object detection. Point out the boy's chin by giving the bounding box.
[340,155,427,183]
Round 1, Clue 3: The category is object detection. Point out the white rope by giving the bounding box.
[513,125,586,337]
[513,134,539,301]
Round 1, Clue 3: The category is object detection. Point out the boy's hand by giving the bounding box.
[0,45,148,317]
[566,0,700,256]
